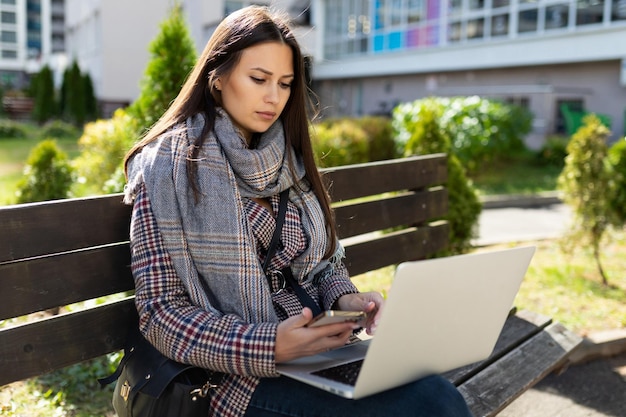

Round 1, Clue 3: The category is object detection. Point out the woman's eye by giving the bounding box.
[280,82,292,90]
[251,77,264,84]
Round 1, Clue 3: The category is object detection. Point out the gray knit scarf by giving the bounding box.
[125,110,340,323]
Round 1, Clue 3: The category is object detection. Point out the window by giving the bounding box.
[1,11,16,24]
[1,49,16,58]
[491,14,509,36]
[545,4,569,29]
[467,18,485,39]
[519,9,538,33]
[614,0,626,21]
[576,0,604,26]
[1,30,16,43]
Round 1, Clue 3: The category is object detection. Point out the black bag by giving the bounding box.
[99,329,224,417]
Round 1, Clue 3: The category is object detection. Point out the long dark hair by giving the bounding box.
[123,6,337,257]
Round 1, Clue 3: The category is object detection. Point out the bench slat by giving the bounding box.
[343,223,449,276]
[443,310,552,384]
[458,322,583,417]
[0,194,130,262]
[322,154,447,201]
[334,188,447,239]
[0,244,133,320]
[0,298,136,386]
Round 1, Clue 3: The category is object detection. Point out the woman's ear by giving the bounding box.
[214,79,222,91]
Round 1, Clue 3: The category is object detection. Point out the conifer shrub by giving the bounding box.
[557,114,613,285]
[608,137,626,226]
[16,139,74,203]
[32,65,57,124]
[393,97,481,255]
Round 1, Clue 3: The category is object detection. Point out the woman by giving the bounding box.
[123,5,473,417]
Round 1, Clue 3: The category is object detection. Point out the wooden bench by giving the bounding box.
[0,154,582,416]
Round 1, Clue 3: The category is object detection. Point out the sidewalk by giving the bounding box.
[476,194,626,416]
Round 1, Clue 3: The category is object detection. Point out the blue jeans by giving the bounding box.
[243,374,474,417]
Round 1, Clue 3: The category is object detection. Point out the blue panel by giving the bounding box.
[373,34,385,52]
[388,31,403,50]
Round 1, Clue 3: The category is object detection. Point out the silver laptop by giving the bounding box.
[276,245,536,399]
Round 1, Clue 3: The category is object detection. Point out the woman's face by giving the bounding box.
[216,41,294,145]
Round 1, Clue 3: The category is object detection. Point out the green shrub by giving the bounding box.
[557,114,613,285]
[536,135,569,168]
[358,116,399,162]
[393,97,481,255]
[312,118,370,167]
[0,119,28,139]
[396,96,531,173]
[31,65,57,124]
[16,139,74,203]
[608,137,626,225]
[40,119,81,139]
[73,109,137,194]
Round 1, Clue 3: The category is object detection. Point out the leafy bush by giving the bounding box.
[393,97,481,255]
[608,137,626,225]
[536,135,569,168]
[395,96,531,173]
[312,118,370,167]
[73,109,138,193]
[40,119,81,139]
[0,119,28,139]
[557,114,613,285]
[312,116,399,168]
[16,139,74,203]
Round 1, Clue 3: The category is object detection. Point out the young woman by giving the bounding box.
[123,6,473,417]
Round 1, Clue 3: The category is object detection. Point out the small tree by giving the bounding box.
[32,65,57,124]
[128,2,197,130]
[607,137,626,226]
[61,60,86,126]
[16,139,74,203]
[557,114,613,285]
[394,98,482,255]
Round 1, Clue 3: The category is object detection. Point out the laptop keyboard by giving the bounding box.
[312,359,364,386]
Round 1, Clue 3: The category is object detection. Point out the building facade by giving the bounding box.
[311,0,626,146]
[0,0,65,88]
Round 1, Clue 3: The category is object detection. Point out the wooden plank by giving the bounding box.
[342,223,449,276]
[334,188,447,239]
[0,193,130,262]
[0,297,136,386]
[444,310,553,385]
[321,154,447,201]
[458,322,583,417]
[0,244,134,320]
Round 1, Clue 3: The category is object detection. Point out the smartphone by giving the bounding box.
[306,310,367,328]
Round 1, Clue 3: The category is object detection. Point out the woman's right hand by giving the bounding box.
[275,308,360,363]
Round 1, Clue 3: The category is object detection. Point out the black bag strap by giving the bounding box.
[263,189,323,317]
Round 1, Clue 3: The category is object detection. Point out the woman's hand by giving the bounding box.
[275,308,360,363]
[335,292,384,336]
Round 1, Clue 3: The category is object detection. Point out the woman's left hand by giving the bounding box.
[336,292,384,335]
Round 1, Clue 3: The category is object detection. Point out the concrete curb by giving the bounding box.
[481,191,562,209]
[568,328,626,365]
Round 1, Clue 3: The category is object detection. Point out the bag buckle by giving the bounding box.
[267,270,287,295]
[190,381,220,400]
[120,380,131,402]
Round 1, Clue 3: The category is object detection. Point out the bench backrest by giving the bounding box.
[0,154,448,386]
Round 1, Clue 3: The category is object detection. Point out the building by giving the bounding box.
[0,0,65,89]
[311,0,626,146]
[63,0,311,117]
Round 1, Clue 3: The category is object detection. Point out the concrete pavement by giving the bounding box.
[475,196,626,417]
